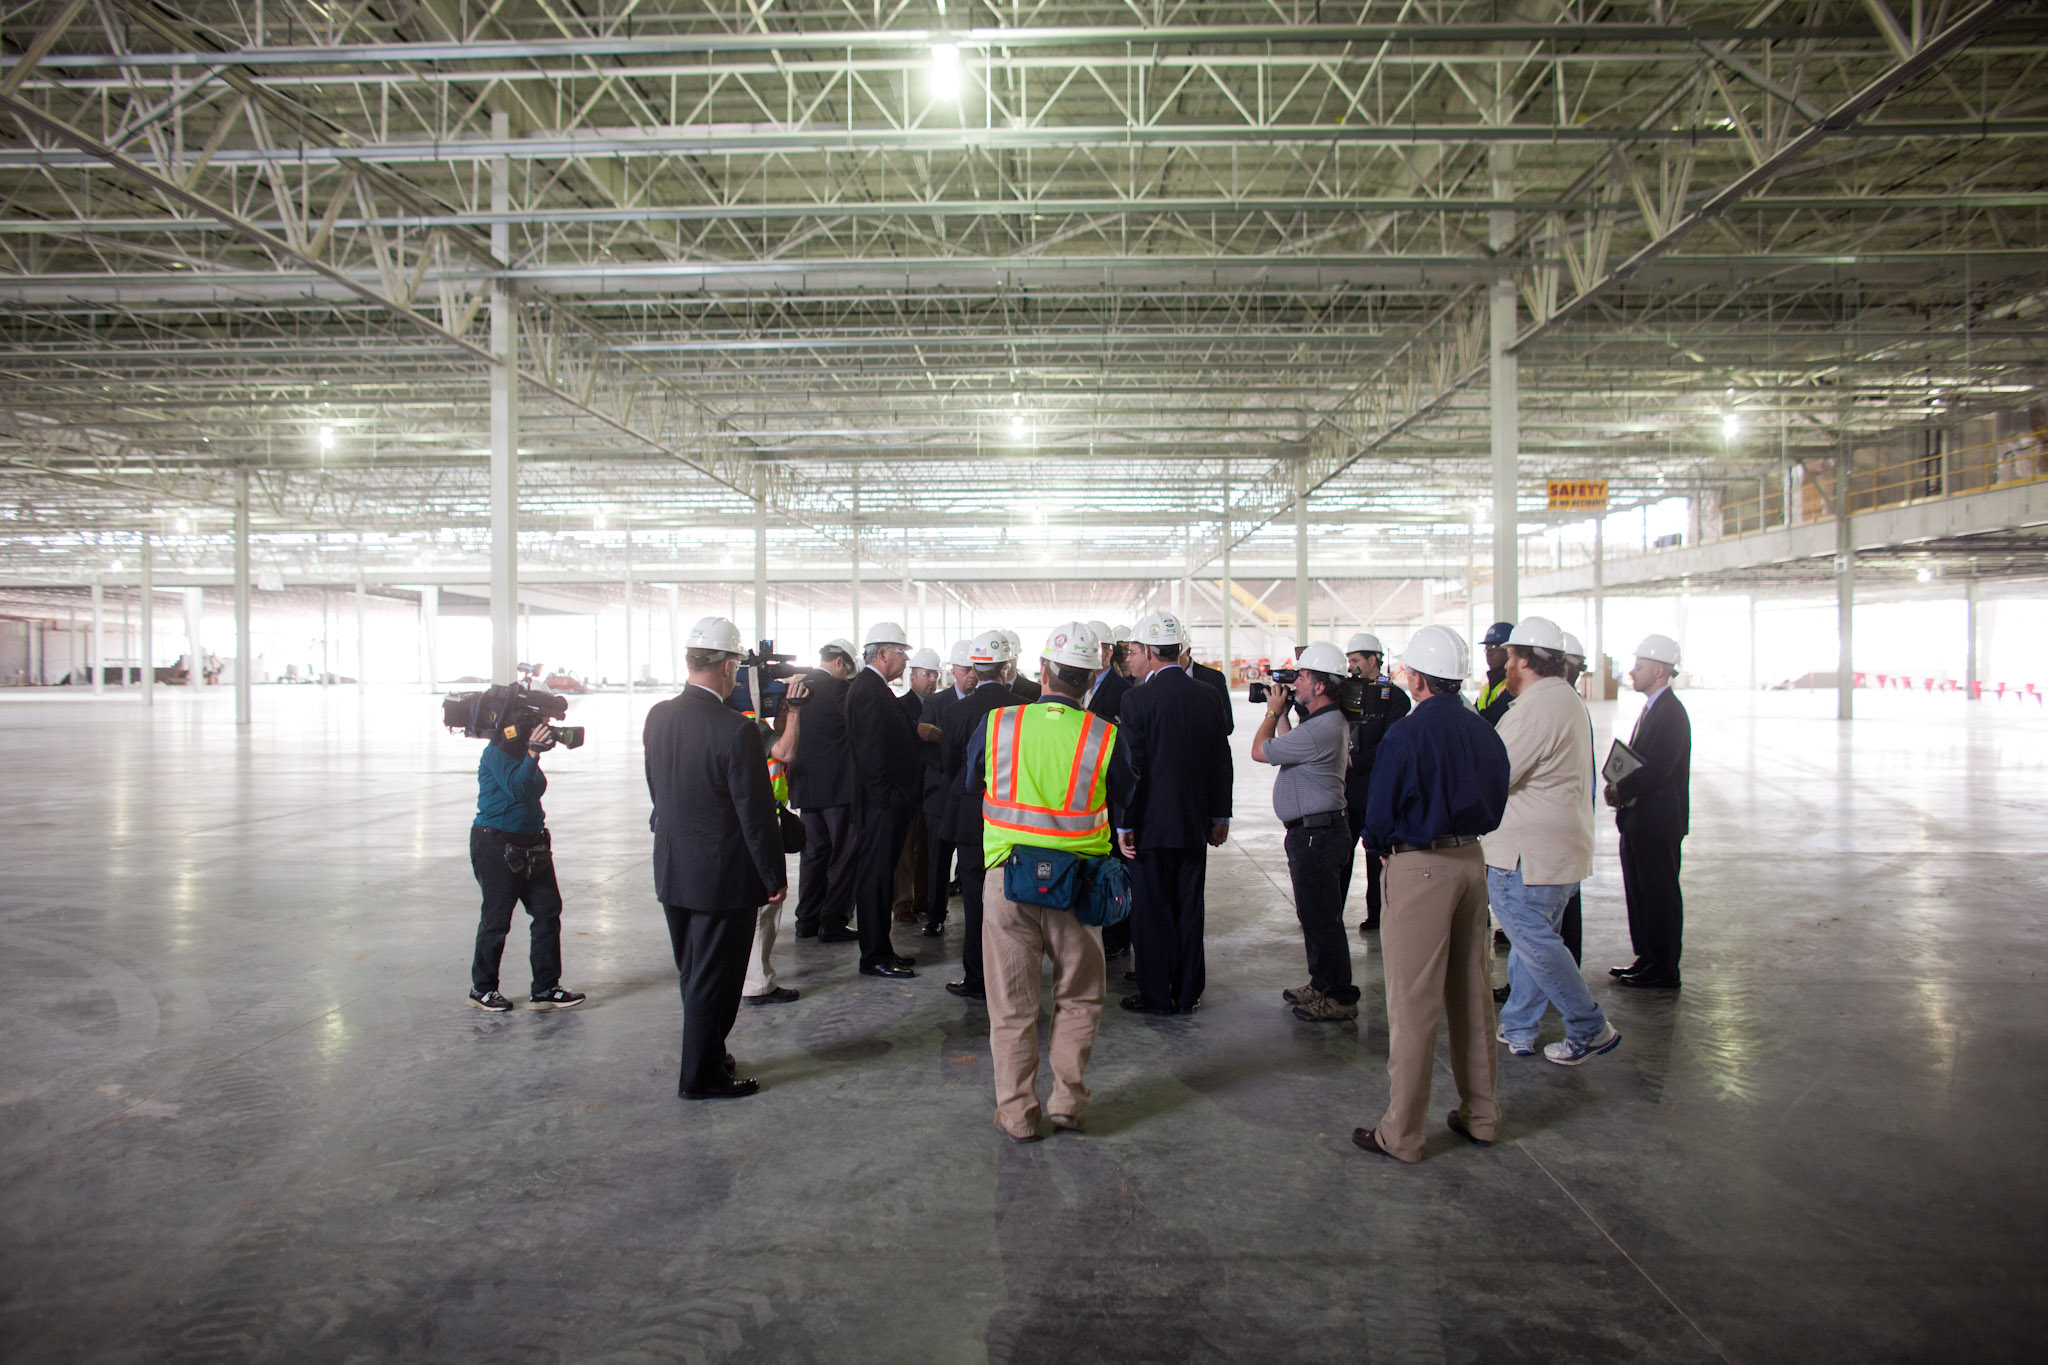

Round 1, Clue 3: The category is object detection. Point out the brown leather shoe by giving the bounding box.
[1351,1125,1394,1159]
[1447,1109,1493,1145]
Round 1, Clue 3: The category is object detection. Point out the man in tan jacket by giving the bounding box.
[1486,617,1619,1067]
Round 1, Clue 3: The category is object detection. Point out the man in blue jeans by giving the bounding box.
[1484,617,1616,1066]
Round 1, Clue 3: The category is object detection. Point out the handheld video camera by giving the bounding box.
[442,673,586,749]
[733,640,805,721]
[1246,667,1299,706]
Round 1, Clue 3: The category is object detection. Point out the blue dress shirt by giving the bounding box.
[1362,691,1510,853]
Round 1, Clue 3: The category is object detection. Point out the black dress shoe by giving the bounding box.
[1615,973,1680,989]
[793,925,819,941]
[743,986,800,1006]
[945,980,986,999]
[817,926,859,943]
[682,1077,760,1100]
[1492,984,1510,1004]
[859,962,916,979]
[920,919,946,937]
[1358,918,1380,934]
[888,953,917,968]
[1609,963,1645,978]
[1351,1125,1394,1159]
[1120,995,1173,1016]
[1447,1109,1493,1145]
[1121,970,1138,982]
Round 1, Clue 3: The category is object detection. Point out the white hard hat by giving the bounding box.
[999,628,1023,655]
[1113,623,1135,642]
[1635,633,1681,667]
[1294,641,1348,675]
[1398,624,1470,681]
[864,620,910,648]
[1042,621,1101,670]
[969,628,1016,665]
[1132,611,1184,646]
[908,647,942,672]
[1345,631,1384,656]
[1506,616,1566,652]
[1085,619,1113,644]
[1560,631,1586,662]
[685,616,745,654]
[947,638,975,668]
[820,637,856,661]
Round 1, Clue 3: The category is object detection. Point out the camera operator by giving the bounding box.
[468,715,586,1012]
[1343,631,1411,934]
[743,674,809,1006]
[790,640,859,942]
[1251,644,1358,1023]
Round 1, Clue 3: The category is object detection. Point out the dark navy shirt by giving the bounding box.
[476,743,546,835]
[1362,692,1509,853]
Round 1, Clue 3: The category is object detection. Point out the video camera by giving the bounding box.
[442,671,586,749]
[733,640,806,722]
[1247,667,1368,718]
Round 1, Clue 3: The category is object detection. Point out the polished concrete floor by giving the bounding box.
[2,683,2043,1362]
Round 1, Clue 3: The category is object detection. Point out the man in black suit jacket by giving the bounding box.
[1187,658,1236,734]
[1606,634,1692,989]
[1086,627,1133,722]
[843,622,923,976]
[1117,611,1234,1014]
[643,618,789,1100]
[890,649,943,925]
[917,646,971,936]
[935,632,1022,999]
[788,641,858,940]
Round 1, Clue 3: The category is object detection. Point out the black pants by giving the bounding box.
[796,804,857,933]
[1285,822,1358,1003]
[924,824,956,927]
[661,903,754,1094]
[853,793,913,969]
[1343,805,1385,925]
[957,840,988,991]
[469,825,562,996]
[1130,846,1207,1011]
[1618,823,1684,980]
[1562,888,1583,965]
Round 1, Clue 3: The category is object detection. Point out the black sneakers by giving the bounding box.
[531,987,587,1009]
[469,989,514,1012]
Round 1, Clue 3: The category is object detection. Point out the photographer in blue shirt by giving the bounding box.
[469,716,586,1013]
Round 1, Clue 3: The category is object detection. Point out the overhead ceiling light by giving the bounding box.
[930,43,962,101]
[1721,413,1740,440]
[1010,412,1030,441]
[593,511,608,529]
[1917,566,1936,583]
[317,425,335,451]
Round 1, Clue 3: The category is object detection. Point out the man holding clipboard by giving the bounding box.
[1605,635,1692,989]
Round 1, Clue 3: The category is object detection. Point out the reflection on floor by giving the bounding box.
[2,685,2043,1360]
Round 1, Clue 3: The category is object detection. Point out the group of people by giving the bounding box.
[461,607,1693,1157]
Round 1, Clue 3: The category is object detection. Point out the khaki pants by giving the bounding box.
[892,810,929,919]
[1374,843,1501,1161]
[982,868,1106,1138]
[741,900,780,997]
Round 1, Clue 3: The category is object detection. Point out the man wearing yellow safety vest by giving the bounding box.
[965,622,1136,1142]
[1477,621,1515,726]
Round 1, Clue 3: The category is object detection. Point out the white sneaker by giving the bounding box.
[1544,1023,1621,1066]
[1496,1028,1536,1057]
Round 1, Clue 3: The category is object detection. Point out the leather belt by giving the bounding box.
[1389,833,1482,854]
[1283,810,1345,830]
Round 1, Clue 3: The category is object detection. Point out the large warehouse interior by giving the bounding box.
[4,1,2045,1359]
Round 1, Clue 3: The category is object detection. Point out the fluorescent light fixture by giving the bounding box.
[1721,413,1740,439]
[316,425,335,450]
[1917,567,1935,583]
[1010,412,1030,440]
[593,511,608,529]
[931,43,962,101]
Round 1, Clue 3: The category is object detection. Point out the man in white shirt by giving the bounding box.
[1485,617,1619,1068]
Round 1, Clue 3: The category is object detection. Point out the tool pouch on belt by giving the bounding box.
[502,830,553,878]
[1002,845,1083,911]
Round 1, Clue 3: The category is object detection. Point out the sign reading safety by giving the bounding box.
[1547,479,1609,511]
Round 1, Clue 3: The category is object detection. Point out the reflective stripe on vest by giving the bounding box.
[982,704,1112,842]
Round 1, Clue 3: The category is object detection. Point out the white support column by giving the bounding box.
[233,469,251,724]
[1747,594,1759,691]
[119,583,129,689]
[849,466,862,644]
[1464,525,1476,651]
[1964,575,1980,699]
[623,519,634,703]
[1293,456,1309,650]
[1836,476,1855,722]
[666,584,680,685]
[1592,517,1606,689]
[753,470,769,645]
[140,534,153,706]
[917,580,928,643]
[420,584,440,687]
[1220,460,1232,671]
[90,575,105,696]
[356,574,368,697]
[1490,143,1520,627]
[320,587,329,687]
[488,106,520,686]
[183,587,203,689]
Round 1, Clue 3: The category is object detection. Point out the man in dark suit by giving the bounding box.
[1116,611,1233,1015]
[642,617,788,1100]
[789,639,858,941]
[935,630,1022,999]
[843,621,922,977]
[1606,633,1692,989]
[917,641,972,937]
[891,647,944,926]
[1179,621,1236,735]
[1085,619,1133,722]
[1000,629,1043,702]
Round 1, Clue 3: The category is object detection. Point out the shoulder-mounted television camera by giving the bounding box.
[443,672,585,749]
[732,640,805,721]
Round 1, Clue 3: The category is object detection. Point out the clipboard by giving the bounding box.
[1603,739,1644,786]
